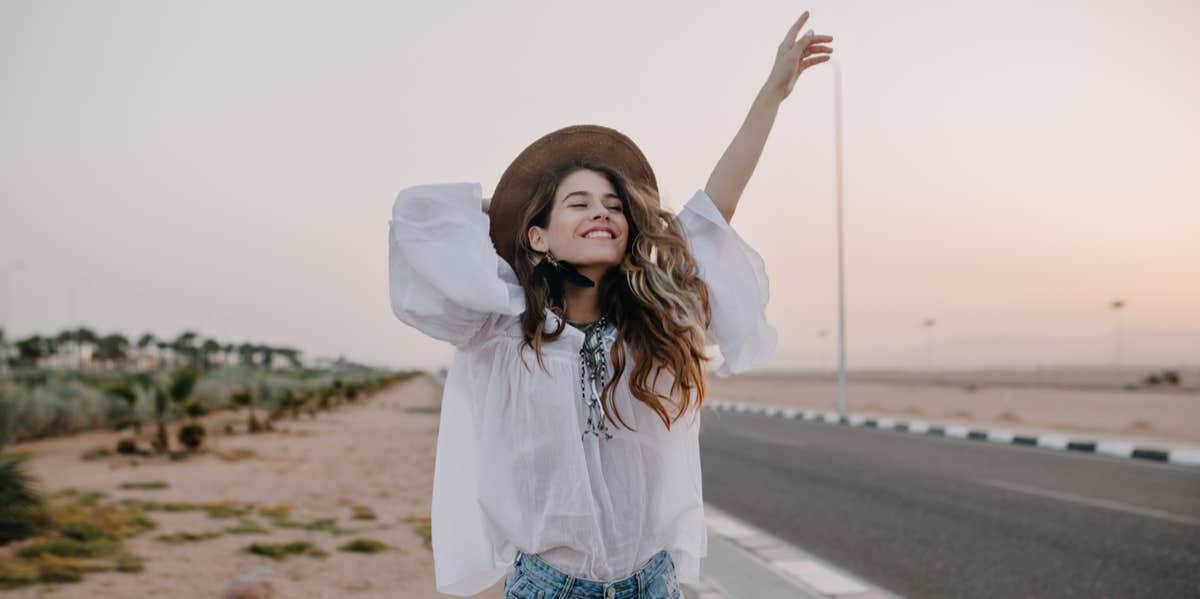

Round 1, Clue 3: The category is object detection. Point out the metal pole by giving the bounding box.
[833,59,847,417]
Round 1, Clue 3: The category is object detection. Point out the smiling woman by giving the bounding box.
[526,168,629,304]
[387,10,829,596]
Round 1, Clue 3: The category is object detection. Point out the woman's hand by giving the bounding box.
[764,11,834,101]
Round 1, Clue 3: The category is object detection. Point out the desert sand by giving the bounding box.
[5,373,503,599]
[705,369,1200,447]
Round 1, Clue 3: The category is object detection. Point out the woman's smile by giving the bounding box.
[581,226,617,240]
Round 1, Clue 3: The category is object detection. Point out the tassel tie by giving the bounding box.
[574,315,615,441]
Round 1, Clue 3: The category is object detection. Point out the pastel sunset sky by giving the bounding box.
[2,0,1196,371]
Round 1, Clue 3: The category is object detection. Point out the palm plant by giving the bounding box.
[237,343,256,367]
[55,327,98,370]
[92,334,130,370]
[0,327,8,374]
[172,331,199,370]
[231,387,263,433]
[167,368,199,416]
[104,380,142,435]
[0,417,50,544]
[148,368,198,453]
[14,334,54,369]
[200,338,222,370]
[136,332,157,369]
[155,341,172,369]
[255,381,275,430]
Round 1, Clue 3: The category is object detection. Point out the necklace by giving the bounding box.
[576,315,613,441]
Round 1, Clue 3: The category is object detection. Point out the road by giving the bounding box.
[699,408,1200,598]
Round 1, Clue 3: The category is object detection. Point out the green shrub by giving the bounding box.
[338,538,388,553]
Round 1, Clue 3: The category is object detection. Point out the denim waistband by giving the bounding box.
[513,549,671,598]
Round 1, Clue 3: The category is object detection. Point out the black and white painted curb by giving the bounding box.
[703,504,900,599]
[705,400,1200,468]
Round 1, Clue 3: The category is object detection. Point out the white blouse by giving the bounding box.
[388,182,777,596]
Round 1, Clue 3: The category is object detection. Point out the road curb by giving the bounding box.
[701,504,900,598]
[705,400,1200,468]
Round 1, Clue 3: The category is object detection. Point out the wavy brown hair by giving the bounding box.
[511,160,713,432]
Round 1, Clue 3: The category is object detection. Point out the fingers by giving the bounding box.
[802,44,833,57]
[782,10,810,46]
[799,55,831,71]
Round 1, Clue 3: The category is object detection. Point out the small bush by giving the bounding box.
[29,554,84,583]
[178,423,207,450]
[57,521,109,541]
[119,480,169,490]
[156,530,223,544]
[338,538,387,553]
[17,537,121,559]
[224,520,268,535]
[245,541,328,560]
[401,514,431,547]
[114,553,145,572]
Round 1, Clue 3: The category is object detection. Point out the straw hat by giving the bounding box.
[487,124,659,269]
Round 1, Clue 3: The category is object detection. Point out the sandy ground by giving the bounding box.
[706,371,1200,447]
[6,373,502,599]
[5,368,1197,597]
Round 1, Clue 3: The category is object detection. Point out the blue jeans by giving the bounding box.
[503,549,680,599]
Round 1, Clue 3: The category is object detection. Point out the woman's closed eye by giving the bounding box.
[571,203,623,211]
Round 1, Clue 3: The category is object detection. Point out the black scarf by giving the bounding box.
[530,254,595,299]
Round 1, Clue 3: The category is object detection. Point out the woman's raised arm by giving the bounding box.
[704,10,834,224]
[388,182,526,350]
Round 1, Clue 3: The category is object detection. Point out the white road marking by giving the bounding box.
[978,478,1200,527]
[775,559,870,595]
[1096,441,1134,458]
[945,425,969,438]
[1170,449,1200,467]
[704,514,761,539]
[1037,435,1069,450]
[987,429,1015,443]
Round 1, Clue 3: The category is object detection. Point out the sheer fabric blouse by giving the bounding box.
[387,182,776,596]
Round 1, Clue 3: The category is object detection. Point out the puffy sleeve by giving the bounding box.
[388,182,526,350]
[675,188,778,377]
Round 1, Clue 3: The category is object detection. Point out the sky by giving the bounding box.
[2,0,1197,372]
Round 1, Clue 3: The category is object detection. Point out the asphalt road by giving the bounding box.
[698,408,1200,598]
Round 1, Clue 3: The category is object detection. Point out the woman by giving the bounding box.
[388,12,833,599]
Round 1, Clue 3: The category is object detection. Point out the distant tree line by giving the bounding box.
[0,327,303,372]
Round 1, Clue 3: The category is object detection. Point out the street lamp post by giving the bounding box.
[1110,299,1125,367]
[922,318,936,382]
[830,59,849,417]
[833,58,848,417]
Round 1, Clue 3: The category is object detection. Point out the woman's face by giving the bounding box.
[528,169,629,271]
